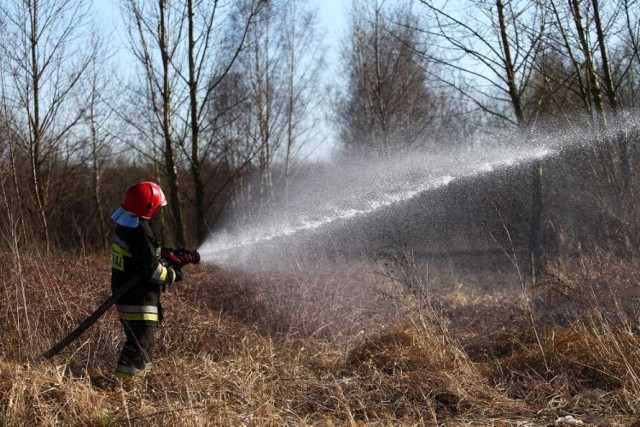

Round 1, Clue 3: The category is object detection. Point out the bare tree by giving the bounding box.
[616,0,640,109]
[416,1,545,125]
[250,2,278,208]
[568,0,606,123]
[620,0,640,66]
[224,0,325,217]
[206,69,261,226]
[120,0,269,245]
[0,0,96,252]
[183,0,263,244]
[417,0,547,261]
[79,39,119,248]
[281,0,325,199]
[338,0,464,158]
[123,0,186,245]
[542,0,637,216]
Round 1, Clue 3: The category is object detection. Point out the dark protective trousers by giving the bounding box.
[115,320,157,379]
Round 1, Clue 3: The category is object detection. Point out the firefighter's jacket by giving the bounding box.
[111,219,178,325]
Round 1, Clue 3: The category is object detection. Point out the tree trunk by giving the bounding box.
[283,0,298,204]
[497,0,542,263]
[570,0,606,125]
[187,0,206,244]
[89,94,107,247]
[591,0,630,196]
[253,11,272,211]
[159,0,185,245]
[29,0,50,252]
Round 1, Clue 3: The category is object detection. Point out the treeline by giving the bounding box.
[1,0,640,259]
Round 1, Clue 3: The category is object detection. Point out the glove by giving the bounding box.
[161,247,182,266]
[160,265,183,292]
[171,266,184,282]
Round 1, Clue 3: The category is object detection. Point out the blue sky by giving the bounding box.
[310,0,349,54]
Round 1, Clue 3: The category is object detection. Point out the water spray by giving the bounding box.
[198,145,556,269]
[198,113,640,271]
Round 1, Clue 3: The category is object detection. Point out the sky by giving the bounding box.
[310,0,349,62]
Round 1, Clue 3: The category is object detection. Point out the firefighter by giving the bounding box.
[110,181,199,380]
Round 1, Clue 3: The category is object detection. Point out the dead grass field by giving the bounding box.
[1,249,640,425]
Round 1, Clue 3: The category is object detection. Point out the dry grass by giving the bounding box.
[1,249,640,425]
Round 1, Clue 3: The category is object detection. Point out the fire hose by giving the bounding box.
[35,248,200,362]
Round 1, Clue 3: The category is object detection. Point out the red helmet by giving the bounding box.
[121,181,167,219]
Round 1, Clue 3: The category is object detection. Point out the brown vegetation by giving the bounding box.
[1,249,640,425]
